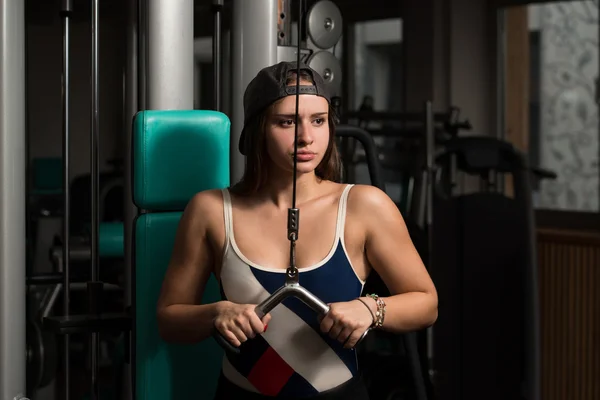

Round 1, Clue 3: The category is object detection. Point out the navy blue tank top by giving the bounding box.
[218,184,365,397]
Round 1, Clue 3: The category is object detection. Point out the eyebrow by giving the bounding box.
[273,112,328,118]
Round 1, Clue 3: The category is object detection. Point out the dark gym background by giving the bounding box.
[17,0,600,399]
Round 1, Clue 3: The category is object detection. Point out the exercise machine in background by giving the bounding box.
[417,102,553,400]
[341,96,556,400]
[339,106,473,216]
[429,134,553,400]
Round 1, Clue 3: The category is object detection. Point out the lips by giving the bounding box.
[292,151,316,161]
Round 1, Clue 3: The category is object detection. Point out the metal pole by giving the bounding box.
[125,0,138,338]
[89,0,101,398]
[230,0,278,184]
[424,100,435,384]
[61,0,73,398]
[213,0,223,111]
[0,0,26,398]
[277,0,292,46]
[90,0,100,286]
[221,29,231,116]
[123,0,138,398]
[137,0,147,110]
[147,0,194,110]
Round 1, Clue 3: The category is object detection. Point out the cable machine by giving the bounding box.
[22,1,430,399]
[42,1,131,400]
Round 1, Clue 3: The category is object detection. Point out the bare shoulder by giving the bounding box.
[187,188,225,211]
[345,184,408,241]
[346,184,400,216]
[182,188,227,228]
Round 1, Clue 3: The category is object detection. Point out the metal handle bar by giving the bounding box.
[255,283,330,318]
[214,282,330,355]
[213,283,372,355]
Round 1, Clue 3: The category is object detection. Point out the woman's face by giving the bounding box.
[265,88,330,176]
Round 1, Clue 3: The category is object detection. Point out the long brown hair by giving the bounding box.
[231,71,341,196]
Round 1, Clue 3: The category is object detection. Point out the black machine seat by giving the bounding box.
[439,136,519,171]
[430,136,540,400]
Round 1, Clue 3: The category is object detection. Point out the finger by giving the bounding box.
[343,329,366,349]
[248,311,267,336]
[244,324,257,339]
[319,315,334,333]
[328,322,345,340]
[231,326,249,343]
[234,312,256,339]
[223,331,242,347]
[338,326,354,343]
[261,313,272,326]
[215,320,243,347]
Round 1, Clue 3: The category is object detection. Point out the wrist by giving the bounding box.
[361,296,378,317]
[213,300,232,320]
[365,294,387,329]
[355,297,376,326]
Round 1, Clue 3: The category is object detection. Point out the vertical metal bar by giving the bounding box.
[221,29,231,116]
[123,0,138,398]
[125,0,138,326]
[90,0,100,398]
[496,10,506,192]
[340,22,353,119]
[137,0,147,111]
[277,0,292,46]
[213,0,223,111]
[61,0,73,398]
[231,0,278,183]
[0,0,26,398]
[91,0,99,283]
[147,0,194,110]
[424,100,435,382]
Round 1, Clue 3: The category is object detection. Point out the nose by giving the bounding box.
[297,118,314,146]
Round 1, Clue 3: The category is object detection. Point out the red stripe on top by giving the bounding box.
[247,346,295,396]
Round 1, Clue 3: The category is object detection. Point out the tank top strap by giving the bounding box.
[335,184,354,242]
[223,185,352,247]
[221,188,233,241]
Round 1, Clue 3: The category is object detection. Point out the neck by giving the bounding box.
[261,171,321,209]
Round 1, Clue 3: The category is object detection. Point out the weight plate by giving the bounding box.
[307,0,343,50]
[26,318,58,393]
[307,50,342,94]
[39,328,58,389]
[26,319,44,392]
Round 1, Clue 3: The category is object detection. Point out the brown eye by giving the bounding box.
[279,119,294,126]
[314,118,325,125]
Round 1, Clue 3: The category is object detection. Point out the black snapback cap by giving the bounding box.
[238,61,331,156]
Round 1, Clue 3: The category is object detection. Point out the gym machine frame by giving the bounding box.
[43,2,131,400]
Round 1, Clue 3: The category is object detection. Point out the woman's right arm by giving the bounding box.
[156,190,270,346]
[156,191,224,343]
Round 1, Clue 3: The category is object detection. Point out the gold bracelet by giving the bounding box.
[366,294,386,328]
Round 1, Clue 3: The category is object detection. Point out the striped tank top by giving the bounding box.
[218,184,365,397]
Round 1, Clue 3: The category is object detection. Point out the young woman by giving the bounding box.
[156,61,438,399]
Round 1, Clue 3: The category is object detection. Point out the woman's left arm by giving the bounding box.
[357,185,438,333]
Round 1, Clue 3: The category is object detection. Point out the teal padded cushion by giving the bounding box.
[99,222,124,258]
[133,110,230,211]
[133,109,230,399]
[135,213,223,400]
